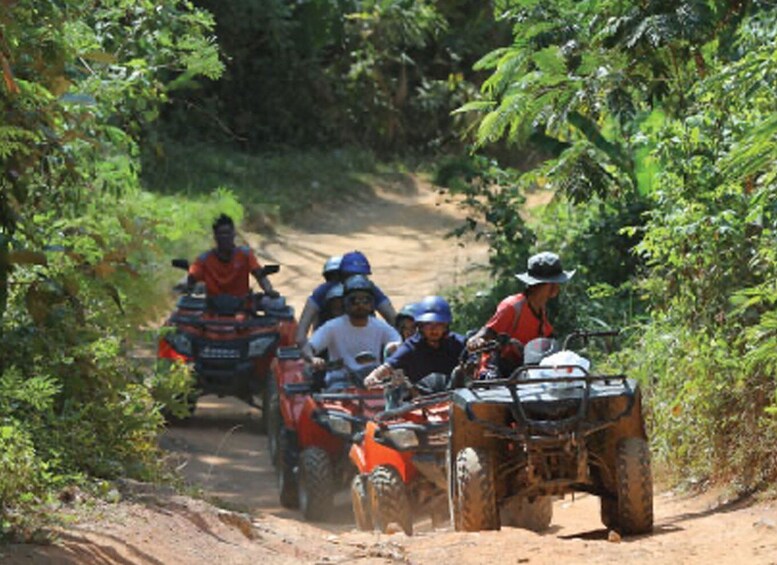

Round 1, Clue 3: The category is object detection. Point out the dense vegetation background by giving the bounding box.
[1,0,775,539]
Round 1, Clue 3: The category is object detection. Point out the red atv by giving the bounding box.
[156,259,297,431]
[272,353,386,520]
[349,379,451,535]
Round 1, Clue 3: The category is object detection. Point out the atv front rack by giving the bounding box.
[462,365,637,441]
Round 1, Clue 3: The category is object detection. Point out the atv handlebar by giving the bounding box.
[562,329,619,351]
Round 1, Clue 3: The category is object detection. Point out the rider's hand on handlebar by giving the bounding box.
[310,357,326,371]
[363,374,384,389]
[467,336,486,352]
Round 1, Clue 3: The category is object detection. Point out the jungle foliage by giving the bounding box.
[1,0,776,541]
[0,0,225,537]
[153,0,509,151]
[448,0,777,487]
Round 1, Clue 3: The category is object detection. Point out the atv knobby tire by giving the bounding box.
[351,474,374,531]
[502,496,553,532]
[257,377,270,434]
[369,465,413,535]
[277,429,299,509]
[297,447,334,521]
[266,376,281,467]
[454,447,500,532]
[614,437,653,535]
[430,498,450,529]
[600,496,617,530]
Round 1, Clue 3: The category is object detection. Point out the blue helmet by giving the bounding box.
[415,296,452,324]
[322,255,343,276]
[343,274,374,296]
[340,250,372,275]
[396,302,420,322]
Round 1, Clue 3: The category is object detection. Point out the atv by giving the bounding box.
[156,259,297,431]
[448,330,653,536]
[273,353,386,521]
[349,375,451,536]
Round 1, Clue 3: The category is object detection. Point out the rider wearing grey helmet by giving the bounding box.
[295,251,397,347]
[302,275,400,390]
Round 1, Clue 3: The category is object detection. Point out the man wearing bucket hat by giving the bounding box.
[466,251,575,376]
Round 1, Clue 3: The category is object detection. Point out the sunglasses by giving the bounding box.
[347,295,374,306]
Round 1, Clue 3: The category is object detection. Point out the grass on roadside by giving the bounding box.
[141,139,380,228]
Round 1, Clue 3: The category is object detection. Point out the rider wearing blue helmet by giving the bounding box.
[364,295,465,390]
[295,250,397,346]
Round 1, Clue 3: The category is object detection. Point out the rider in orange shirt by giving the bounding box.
[187,214,278,298]
[467,252,575,376]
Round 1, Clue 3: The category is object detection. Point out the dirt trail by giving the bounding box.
[5,176,777,564]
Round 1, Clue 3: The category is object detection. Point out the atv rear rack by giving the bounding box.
[376,391,451,422]
[313,390,385,403]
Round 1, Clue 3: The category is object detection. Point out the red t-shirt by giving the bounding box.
[484,293,553,366]
[485,293,553,344]
[189,246,261,297]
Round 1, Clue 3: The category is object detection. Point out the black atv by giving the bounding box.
[448,330,653,536]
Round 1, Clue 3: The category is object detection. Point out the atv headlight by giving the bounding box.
[247,335,277,358]
[168,333,192,357]
[324,415,353,436]
[384,428,419,449]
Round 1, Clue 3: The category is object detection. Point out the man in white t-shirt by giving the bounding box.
[301,275,400,389]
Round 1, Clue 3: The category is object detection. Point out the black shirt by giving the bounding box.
[386,332,465,383]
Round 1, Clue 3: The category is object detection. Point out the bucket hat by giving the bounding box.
[515,252,575,286]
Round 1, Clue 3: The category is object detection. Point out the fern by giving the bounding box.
[0,126,38,159]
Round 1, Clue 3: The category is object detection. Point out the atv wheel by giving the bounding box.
[351,474,373,531]
[256,378,270,434]
[502,496,553,532]
[447,446,461,530]
[430,498,450,529]
[297,447,334,521]
[455,447,499,532]
[369,465,412,535]
[266,376,281,467]
[278,429,299,509]
[614,437,653,535]
[600,496,617,530]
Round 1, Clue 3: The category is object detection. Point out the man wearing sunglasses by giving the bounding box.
[295,251,397,348]
[302,275,400,390]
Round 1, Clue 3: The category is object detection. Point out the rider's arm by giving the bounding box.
[301,341,326,371]
[295,297,320,347]
[187,257,205,290]
[376,300,397,326]
[373,285,396,325]
[252,268,278,297]
[466,326,496,351]
[363,363,394,388]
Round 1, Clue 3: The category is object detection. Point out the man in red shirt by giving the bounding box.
[187,214,278,298]
[467,251,575,375]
